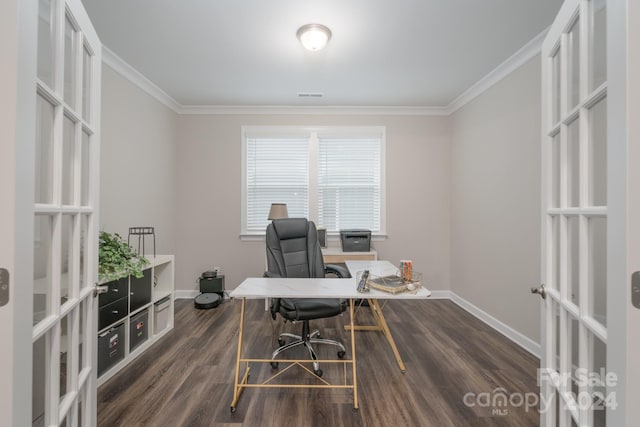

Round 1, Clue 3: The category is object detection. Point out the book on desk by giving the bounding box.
[367,275,414,294]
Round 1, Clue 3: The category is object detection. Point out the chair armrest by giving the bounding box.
[325,264,351,278]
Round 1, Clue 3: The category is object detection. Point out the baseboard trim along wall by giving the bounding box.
[447,291,541,358]
[175,288,540,358]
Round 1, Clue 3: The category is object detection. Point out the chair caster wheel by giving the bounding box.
[230,407,236,413]
[337,350,346,358]
[314,369,323,377]
[271,361,279,369]
[278,338,286,346]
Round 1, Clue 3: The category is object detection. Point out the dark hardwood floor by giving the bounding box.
[98,298,540,426]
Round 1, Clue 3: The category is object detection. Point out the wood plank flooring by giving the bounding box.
[98,298,540,426]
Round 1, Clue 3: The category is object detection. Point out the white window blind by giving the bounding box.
[242,127,385,236]
[318,137,381,233]
[245,137,309,232]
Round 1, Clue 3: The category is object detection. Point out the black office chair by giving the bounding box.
[266,218,350,377]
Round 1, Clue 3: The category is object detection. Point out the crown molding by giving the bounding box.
[445,27,548,115]
[102,28,547,117]
[177,105,449,116]
[102,46,181,113]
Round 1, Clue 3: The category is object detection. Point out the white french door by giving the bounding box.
[1,0,101,425]
[540,0,608,426]
[540,0,640,426]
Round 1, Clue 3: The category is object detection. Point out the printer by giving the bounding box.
[340,229,372,252]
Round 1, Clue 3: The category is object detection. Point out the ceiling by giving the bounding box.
[81,0,562,108]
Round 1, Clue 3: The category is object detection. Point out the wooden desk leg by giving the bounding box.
[368,299,407,373]
[349,298,359,411]
[230,298,249,412]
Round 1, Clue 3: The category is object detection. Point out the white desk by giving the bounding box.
[229,262,430,412]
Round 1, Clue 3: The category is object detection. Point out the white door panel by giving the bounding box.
[541,0,610,426]
[542,0,640,426]
[2,0,101,425]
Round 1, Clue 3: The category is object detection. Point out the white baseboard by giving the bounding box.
[175,290,200,299]
[173,288,540,358]
[448,291,540,358]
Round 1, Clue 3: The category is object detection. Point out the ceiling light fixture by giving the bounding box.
[297,23,332,51]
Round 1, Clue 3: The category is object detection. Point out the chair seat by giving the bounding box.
[279,298,344,321]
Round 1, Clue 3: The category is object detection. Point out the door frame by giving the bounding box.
[0,0,37,425]
[608,0,640,425]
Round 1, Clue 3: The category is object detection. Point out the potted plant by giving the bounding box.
[98,231,149,283]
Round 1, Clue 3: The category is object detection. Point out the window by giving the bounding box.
[242,126,385,236]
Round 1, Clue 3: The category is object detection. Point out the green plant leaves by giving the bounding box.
[98,231,150,282]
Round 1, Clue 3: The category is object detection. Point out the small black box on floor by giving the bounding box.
[129,309,149,352]
[98,322,125,376]
[199,275,224,295]
[340,229,371,252]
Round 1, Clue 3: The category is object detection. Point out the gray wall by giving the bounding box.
[174,114,451,292]
[450,55,542,343]
[100,65,177,255]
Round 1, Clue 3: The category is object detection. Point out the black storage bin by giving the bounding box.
[340,229,372,252]
[98,296,128,331]
[130,269,152,313]
[129,309,149,352]
[98,322,125,376]
[98,277,128,307]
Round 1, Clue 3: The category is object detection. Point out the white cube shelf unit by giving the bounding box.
[97,255,175,386]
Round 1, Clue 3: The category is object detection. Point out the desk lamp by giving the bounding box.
[268,203,288,220]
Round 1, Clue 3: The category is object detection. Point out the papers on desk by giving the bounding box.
[367,274,421,294]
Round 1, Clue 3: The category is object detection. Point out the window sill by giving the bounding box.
[239,233,388,242]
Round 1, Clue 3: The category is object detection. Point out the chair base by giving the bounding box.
[271,320,346,376]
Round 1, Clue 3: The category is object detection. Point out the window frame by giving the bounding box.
[240,125,386,239]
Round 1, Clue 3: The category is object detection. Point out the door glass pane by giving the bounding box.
[34,215,53,325]
[590,334,607,427]
[590,97,607,206]
[553,300,560,371]
[568,217,580,304]
[81,130,91,206]
[61,214,74,303]
[37,0,53,87]
[60,314,70,401]
[551,215,560,291]
[568,314,579,378]
[589,217,607,326]
[79,215,89,289]
[62,116,76,205]
[552,51,561,125]
[35,95,55,204]
[82,46,91,122]
[32,334,46,427]
[551,133,561,208]
[64,15,76,108]
[591,0,607,91]
[568,18,581,110]
[79,301,85,370]
[568,119,580,207]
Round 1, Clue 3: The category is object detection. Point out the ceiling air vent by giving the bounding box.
[297,92,324,98]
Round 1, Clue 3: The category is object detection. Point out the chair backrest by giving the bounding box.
[266,218,326,278]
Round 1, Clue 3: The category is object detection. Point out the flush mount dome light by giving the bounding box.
[297,23,332,51]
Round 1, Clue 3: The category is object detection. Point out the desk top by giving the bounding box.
[230,261,430,300]
[345,260,399,277]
